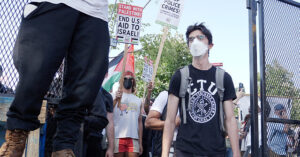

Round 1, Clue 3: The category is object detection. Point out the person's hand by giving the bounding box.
[139,144,143,155]
[105,148,114,157]
[175,116,181,127]
[116,88,122,99]
[236,90,245,99]
[148,82,153,92]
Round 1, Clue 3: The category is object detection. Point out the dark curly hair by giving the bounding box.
[185,22,213,46]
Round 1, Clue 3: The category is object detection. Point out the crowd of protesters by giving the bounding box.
[0,13,298,157]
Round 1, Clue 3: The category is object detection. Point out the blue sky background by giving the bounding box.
[109,0,252,93]
[0,0,297,92]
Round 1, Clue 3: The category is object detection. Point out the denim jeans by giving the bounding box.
[226,148,233,157]
[6,2,109,151]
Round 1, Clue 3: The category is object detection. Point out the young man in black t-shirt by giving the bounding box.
[162,23,240,157]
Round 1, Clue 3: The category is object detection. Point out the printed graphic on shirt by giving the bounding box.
[120,103,128,115]
[120,102,138,116]
[188,80,217,123]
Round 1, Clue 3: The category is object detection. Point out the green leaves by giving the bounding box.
[265,60,299,97]
[265,60,300,120]
[135,32,192,98]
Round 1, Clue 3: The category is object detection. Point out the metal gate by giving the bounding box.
[248,0,300,156]
[0,0,63,99]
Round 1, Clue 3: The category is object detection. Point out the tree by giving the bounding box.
[265,60,300,120]
[134,32,192,98]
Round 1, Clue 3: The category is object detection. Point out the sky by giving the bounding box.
[109,0,252,93]
[0,0,298,92]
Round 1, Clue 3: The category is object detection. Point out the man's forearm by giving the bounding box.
[144,87,152,113]
[144,96,151,113]
[106,112,114,151]
[145,118,164,130]
[139,119,143,145]
[162,119,175,157]
[226,117,240,156]
[106,123,114,151]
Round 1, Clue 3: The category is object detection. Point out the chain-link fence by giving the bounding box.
[0,0,63,99]
[261,0,300,156]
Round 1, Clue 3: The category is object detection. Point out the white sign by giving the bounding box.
[110,38,118,47]
[116,3,143,45]
[156,0,185,29]
[142,57,153,82]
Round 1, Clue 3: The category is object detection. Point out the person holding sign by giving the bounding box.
[113,71,143,157]
[162,23,240,157]
[0,0,110,156]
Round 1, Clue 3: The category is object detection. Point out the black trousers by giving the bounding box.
[6,2,109,151]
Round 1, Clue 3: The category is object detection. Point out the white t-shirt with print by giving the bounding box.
[29,0,108,21]
[150,90,179,141]
[114,92,142,139]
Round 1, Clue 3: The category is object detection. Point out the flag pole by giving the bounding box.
[113,44,129,107]
[143,26,168,111]
[151,26,169,83]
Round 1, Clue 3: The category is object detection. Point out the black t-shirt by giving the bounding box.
[168,65,236,155]
[101,89,113,113]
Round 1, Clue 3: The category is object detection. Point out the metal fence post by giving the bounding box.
[247,0,259,156]
[258,0,267,156]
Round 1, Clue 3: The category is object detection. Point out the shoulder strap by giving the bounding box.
[216,67,226,134]
[179,66,190,124]
[179,66,189,97]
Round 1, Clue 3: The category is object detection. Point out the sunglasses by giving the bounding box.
[188,35,206,43]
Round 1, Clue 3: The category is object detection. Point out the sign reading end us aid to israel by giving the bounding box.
[156,0,184,29]
[116,3,143,45]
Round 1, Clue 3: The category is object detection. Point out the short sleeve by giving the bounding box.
[102,89,114,113]
[150,91,168,114]
[168,70,181,98]
[223,72,237,101]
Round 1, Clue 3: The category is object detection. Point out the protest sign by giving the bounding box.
[142,57,153,82]
[156,0,185,29]
[116,3,143,45]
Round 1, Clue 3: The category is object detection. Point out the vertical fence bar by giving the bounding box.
[247,0,259,156]
[258,0,267,156]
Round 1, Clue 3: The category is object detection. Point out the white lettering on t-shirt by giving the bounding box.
[190,82,197,95]
[208,82,218,95]
[189,90,216,123]
[197,79,207,91]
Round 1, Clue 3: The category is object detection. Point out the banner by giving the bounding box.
[116,3,143,45]
[156,0,185,29]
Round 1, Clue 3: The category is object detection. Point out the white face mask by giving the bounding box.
[189,38,208,57]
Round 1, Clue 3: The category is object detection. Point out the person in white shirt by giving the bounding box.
[145,91,180,157]
[243,104,262,157]
[0,0,109,156]
[113,71,143,157]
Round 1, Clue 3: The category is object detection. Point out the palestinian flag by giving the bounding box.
[102,45,135,92]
